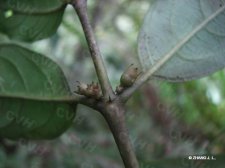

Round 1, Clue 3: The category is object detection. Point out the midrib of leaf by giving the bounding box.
[140,4,225,83]
[0,94,79,102]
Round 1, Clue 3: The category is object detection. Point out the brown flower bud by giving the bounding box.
[116,85,124,94]
[75,81,102,99]
[75,81,88,95]
[120,64,140,87]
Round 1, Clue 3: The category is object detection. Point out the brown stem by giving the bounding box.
[101,103,139,168]
[71,1,139,167]
[71,0,115,100]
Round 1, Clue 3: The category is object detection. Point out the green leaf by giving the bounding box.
[0,43,76,140]
[0,0,67,42]
[142,155,225,168]
[0,33,9,43]
[138,0,225,82]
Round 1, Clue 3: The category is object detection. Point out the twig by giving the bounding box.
[70,1,140,167]
[71,0,115,100]
[119,4,225,102]
[101,103,139,168]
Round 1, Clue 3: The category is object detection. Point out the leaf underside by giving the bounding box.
[138,0,225,82]
[0,43,76,140]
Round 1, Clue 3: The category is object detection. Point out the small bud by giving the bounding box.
[87,82,102,99]
[120,64,140,87]
[74,81,102,99]
[116,85,124,94]
[75,81,88,95]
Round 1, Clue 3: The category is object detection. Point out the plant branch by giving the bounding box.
[101,103,139,168]
[71,0,115,100]
[119,5,225,102]
[70,1,142,167]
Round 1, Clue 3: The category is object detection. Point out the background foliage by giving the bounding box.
[0,0,225,167]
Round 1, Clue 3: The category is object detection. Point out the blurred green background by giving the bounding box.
[0,0,224,167]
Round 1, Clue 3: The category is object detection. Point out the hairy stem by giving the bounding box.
[101,103,139,168]
[72,0,114,100]
[119,4,225,102]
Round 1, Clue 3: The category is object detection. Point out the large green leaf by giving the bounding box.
[0,43,76,140]
[0,33,8,43]
[0,0,67,41]
[142,154,225,168]
[138,0,225,82]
